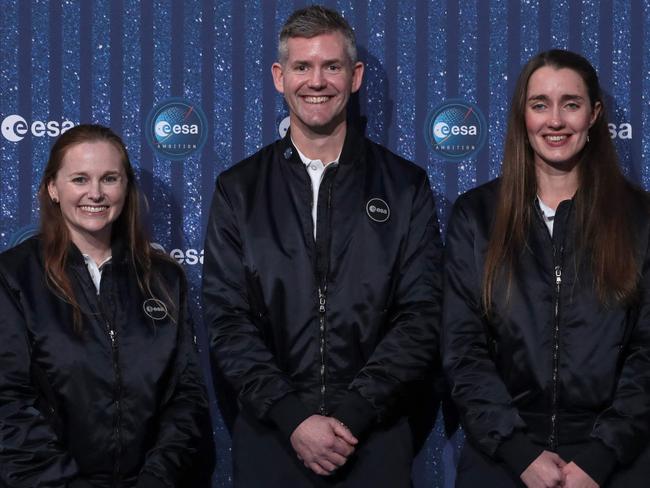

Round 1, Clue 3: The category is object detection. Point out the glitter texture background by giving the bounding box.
[0,1,647,487]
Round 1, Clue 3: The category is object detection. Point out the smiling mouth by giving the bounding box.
[544,135,569,144]
[303,96,331,104]
[80,205,109,213]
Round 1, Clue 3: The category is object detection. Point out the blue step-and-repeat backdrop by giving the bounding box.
[1,1,649,486]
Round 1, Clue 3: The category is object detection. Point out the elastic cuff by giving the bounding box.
[136,472,169,488]
[571,439,617,486]
[266,392,313,440]
[496,431,545,476]
[330,390,376,438]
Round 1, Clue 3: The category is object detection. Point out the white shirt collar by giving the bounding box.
[291,138,341,167]
[82,254,112,294]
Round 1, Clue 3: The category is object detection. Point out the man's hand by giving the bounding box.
[290,415,358,476]
[520,450,567,488]
[562,462,599,488]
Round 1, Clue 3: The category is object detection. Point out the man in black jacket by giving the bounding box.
[202,5,442,487]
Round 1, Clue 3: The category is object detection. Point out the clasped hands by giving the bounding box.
[290,414,358,476]
[521,450,599,488]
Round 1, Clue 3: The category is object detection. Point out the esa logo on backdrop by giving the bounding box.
[152,243,204,265]
[424,100,487,160]
[278,116,290,138]
[145,98,208,160]
[609,123,632,139]
[1,114,75,142]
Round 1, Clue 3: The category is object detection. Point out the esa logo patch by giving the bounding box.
[143,298,169,321]
[366,198,390,223]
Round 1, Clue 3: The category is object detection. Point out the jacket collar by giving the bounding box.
[65,234,128,268]
[280,123,365,167]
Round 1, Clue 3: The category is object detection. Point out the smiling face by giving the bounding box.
[272,31,364,138]
[525,66,601,172]
[47,141,127,251]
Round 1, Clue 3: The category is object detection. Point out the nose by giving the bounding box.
[547,107,565,129]
[307,67,326,89]
[87,180,104,201]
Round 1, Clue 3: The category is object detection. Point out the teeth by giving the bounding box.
[80,206,108,213]
[304,96,329,104]
[546,135,567,142]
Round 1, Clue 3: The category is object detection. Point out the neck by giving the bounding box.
[69,230,112,266]
[289,117,347,163]
[535,160,579,210]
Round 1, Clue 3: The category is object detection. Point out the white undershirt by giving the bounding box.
[82,254,112,294]
[292,140,340,238]
[537,197,556,236]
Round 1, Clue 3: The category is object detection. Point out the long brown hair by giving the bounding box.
[483,49,644,312]
[38,124,170,332]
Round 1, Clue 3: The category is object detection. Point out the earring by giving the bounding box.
[587,134,590,143]
[52,197,59,204]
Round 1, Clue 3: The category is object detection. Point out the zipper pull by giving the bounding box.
[108,327,116,346]
[318,287,326,313]
[555,265,562,285]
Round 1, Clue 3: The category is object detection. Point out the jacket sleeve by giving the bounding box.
[202,176,311,439]
[441,199,542,476]
[137,276,215,488]
[587,229,650,468]
[0,273,79,487]
[331,172,443,438]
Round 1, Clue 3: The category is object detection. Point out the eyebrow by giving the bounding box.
[291,58,344,65]
[527,94,585,102]
[67,170,121,177]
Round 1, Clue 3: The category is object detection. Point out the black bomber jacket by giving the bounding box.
[202,127,443,440]
[443,179,650,485]
[0,237,214,488]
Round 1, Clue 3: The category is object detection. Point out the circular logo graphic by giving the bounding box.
[143,298,169,321]
[278,116,290,138]
[424,100,486,160]
[145,98,208,160]
[366,198,390,223]
[2,114,28,142]
[6,223,39,250]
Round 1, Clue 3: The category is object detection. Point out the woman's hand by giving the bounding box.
[520,450,567,488]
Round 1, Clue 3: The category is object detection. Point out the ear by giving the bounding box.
[589,100,602,128]
[351,61,364,94]
[47,180,59,203]
[272,62,285,94]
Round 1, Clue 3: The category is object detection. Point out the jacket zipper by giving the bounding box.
[313,165,336,415]
[106,321,122,485]
[537,199,565,450]
[549,251,562,450]
[318,286,327,414]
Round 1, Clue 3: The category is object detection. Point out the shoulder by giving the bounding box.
[363,138,428,184]
[446,179,500,234]
[0,236,43,280]
[150,249,186,284]
[453,178,500,213]
[217,139,282,187]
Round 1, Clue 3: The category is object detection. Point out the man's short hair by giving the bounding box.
[278,5,357,65]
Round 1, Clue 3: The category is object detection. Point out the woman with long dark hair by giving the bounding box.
[0,124,214,487]
[444,50,650,487]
